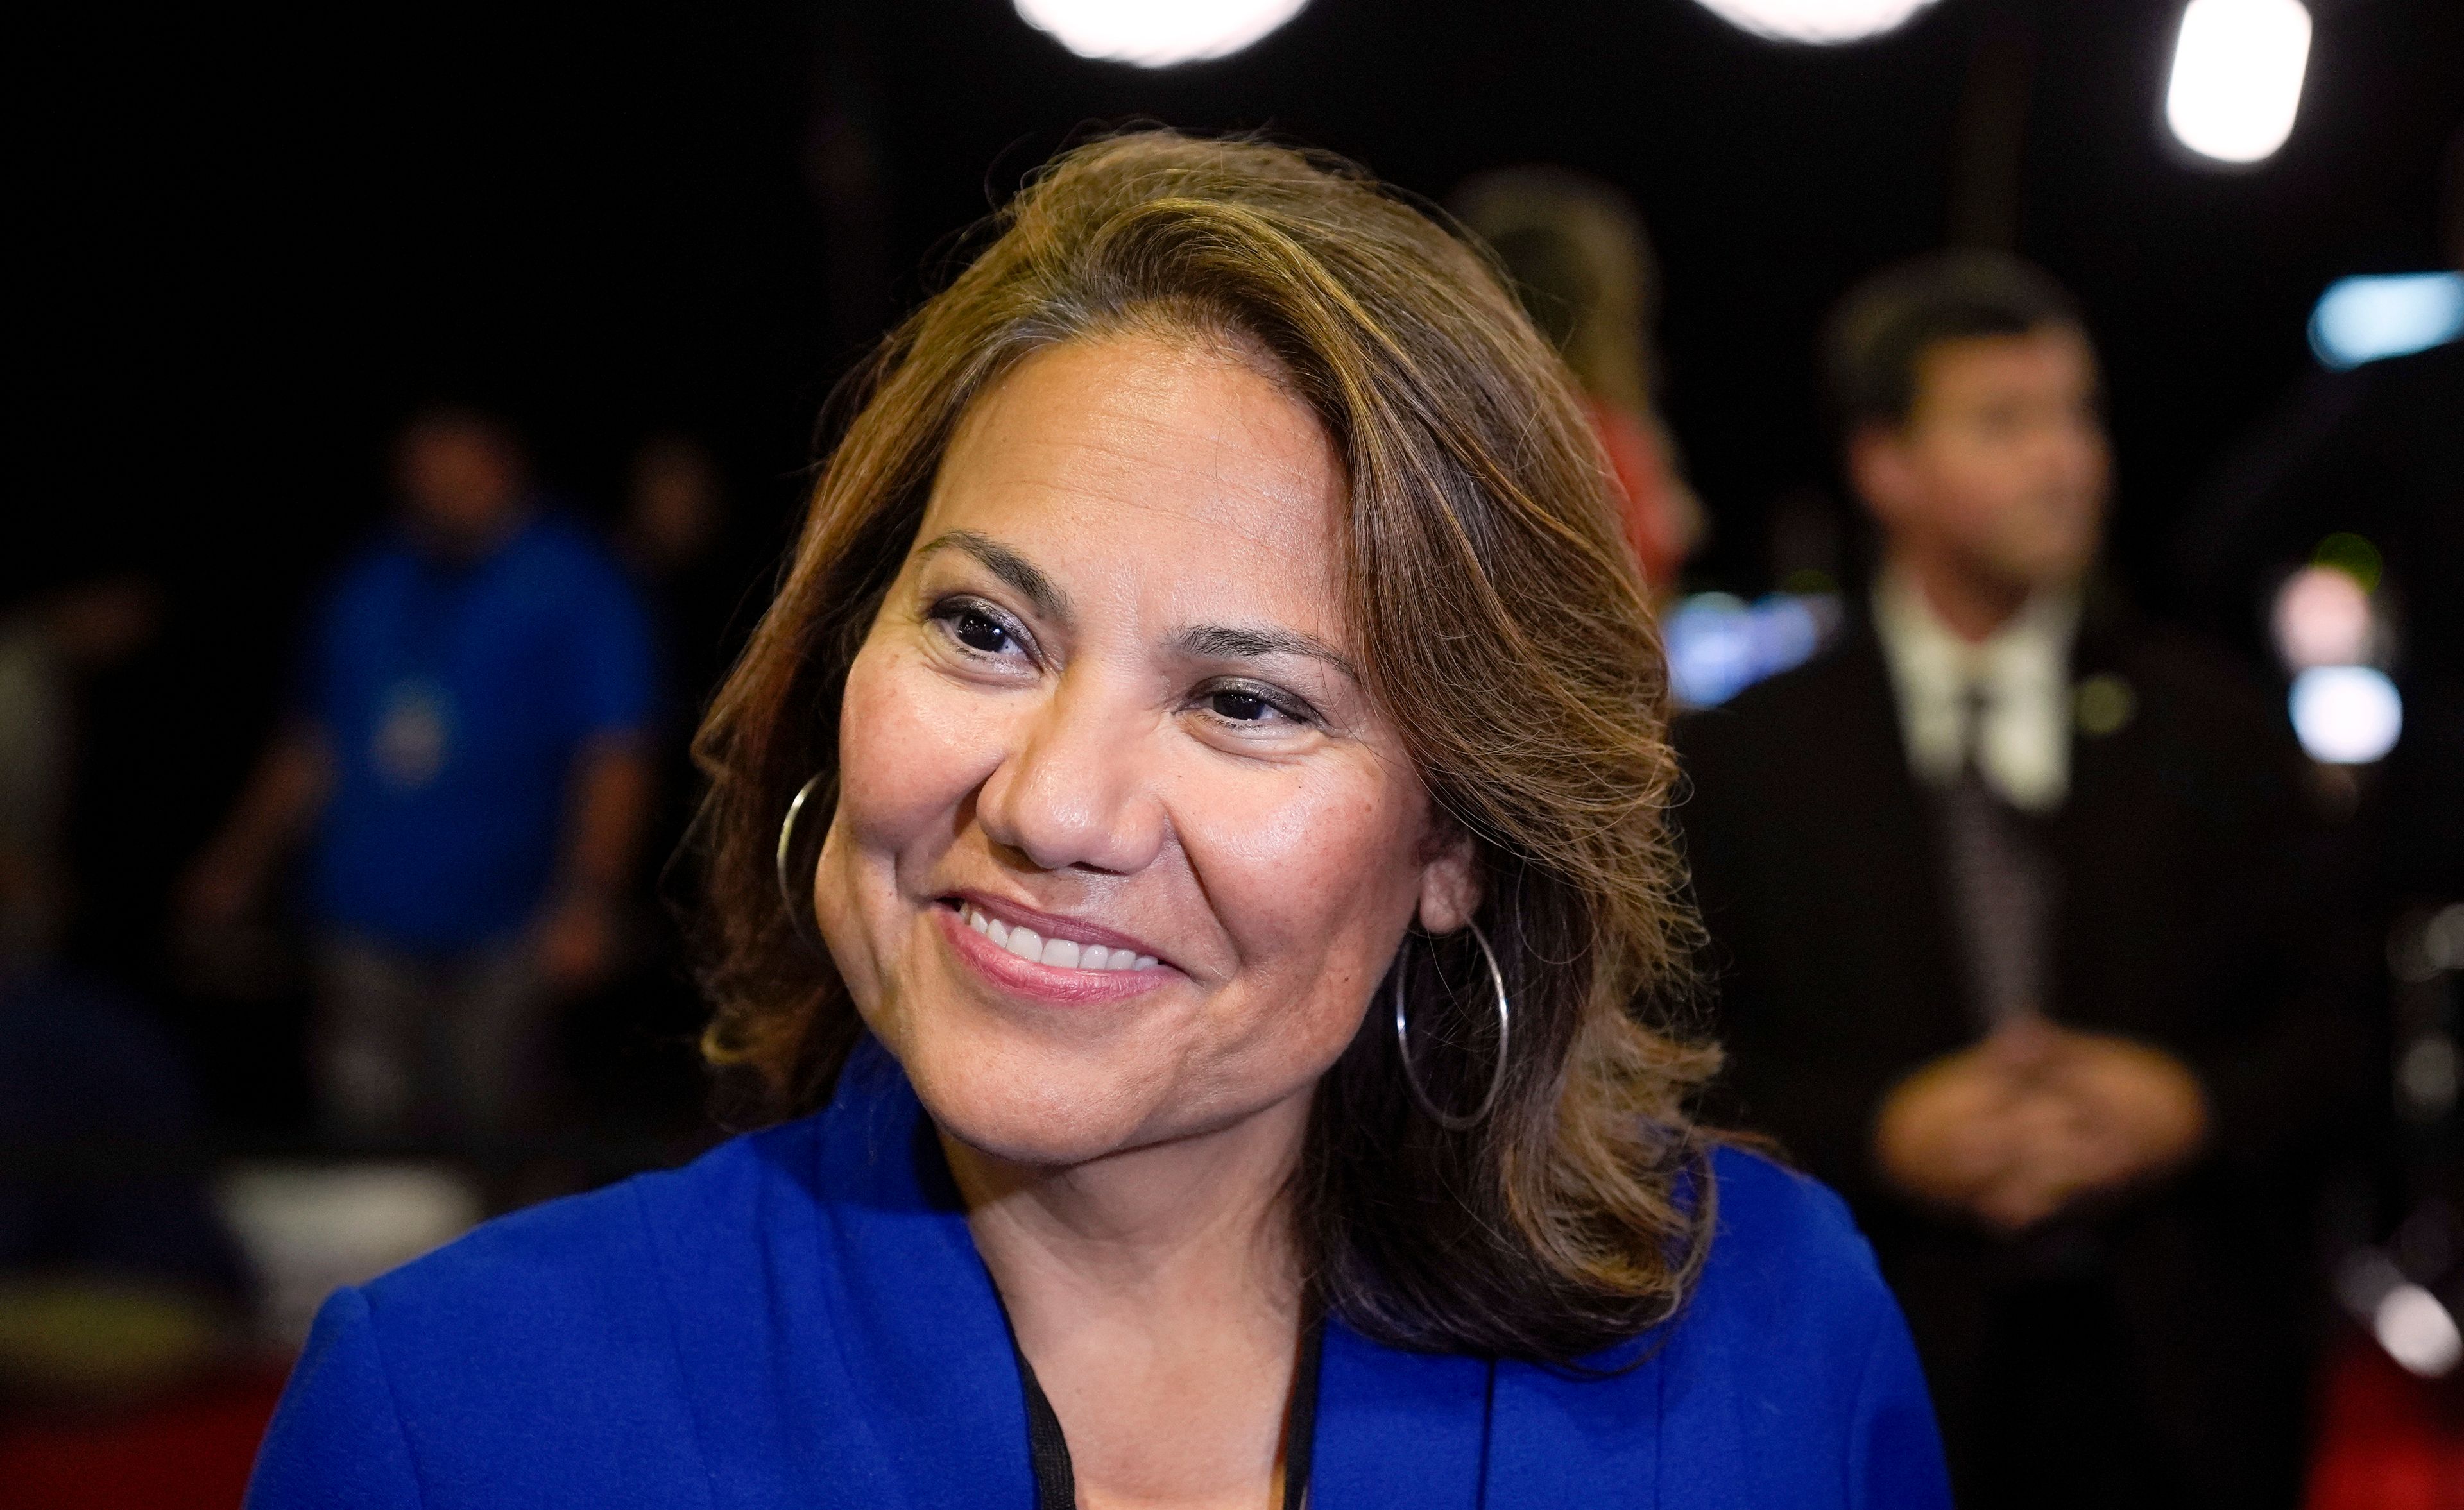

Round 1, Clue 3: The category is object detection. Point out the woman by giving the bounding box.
[248,132,1947,1509]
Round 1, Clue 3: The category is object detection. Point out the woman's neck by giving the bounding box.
[942,1093,1311,1509]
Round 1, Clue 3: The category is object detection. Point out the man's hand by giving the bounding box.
[176,725,332,940]
[2036,1031,2210,1192]
[1875,1020,2209,1236]
[535,734,651,996]
[1874,1039,2036,1214]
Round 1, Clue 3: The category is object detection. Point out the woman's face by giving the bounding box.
[816,334,1478,1168]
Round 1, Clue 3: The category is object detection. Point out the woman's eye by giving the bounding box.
[1207,688,1279,723]
[950,607,1014,654]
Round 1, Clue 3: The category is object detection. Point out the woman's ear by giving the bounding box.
[1415,826,1484,936]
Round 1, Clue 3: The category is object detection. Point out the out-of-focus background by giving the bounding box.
[8,1,2460,1504]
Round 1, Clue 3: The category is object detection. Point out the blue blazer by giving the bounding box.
[248,1042,1949,1507]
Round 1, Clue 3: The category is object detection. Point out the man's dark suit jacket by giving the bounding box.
[1675,601,2365,1508]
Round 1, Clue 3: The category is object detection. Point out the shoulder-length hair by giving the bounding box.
[692,130,1720,1364]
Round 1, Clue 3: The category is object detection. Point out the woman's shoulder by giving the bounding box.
[1679,1142,1900,1352]
[327,1119,832,1412]
[1424,1149,1944,1507]
[1644,1146,1948,1506]
[1700,1144,1881,1292]
[248,1123,827,1507]
[363,1119,819,1319]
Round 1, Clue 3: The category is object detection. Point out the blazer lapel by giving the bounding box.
[810,1041,1040,1508]
[666,1043,1632,1510]
[633,1041,1033,1509]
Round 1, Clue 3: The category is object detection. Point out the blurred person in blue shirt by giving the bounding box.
[182,408,655,1149]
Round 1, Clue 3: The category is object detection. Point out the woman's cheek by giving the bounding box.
[835,643,999,847]
[815,645,984,999]
[1186,750,1426,979]
[1220,744,1420,891]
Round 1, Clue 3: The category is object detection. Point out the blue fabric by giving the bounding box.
[302,514,653,947]
[248,1040,1950,1507]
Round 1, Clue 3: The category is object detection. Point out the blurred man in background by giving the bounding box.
[1678,253,2364,1508]
[584,433,749,1149]
[617,432,741,788]
[181,409,654,1159]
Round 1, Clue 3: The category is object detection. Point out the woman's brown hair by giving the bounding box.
[692,130,1720,1364]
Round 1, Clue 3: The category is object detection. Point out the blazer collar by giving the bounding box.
[806,1038,1039,1507]
[794,1039,1663,1509]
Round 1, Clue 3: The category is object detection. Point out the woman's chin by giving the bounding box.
[902,1046,1167,1170]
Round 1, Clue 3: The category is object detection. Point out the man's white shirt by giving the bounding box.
[1872,563,2080,815]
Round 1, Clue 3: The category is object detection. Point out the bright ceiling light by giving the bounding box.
[1013,0,1310,66]
[2309,273,2464,369]
[1688,0,1940,44]
[2165,0,2312,164]
[2289,665,2402,765]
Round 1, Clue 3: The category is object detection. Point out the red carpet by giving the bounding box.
[0,1364,289,1510]
[2306,1328,2464,1510]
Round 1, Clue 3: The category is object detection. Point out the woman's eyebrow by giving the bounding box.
[1174,623,1359,683]
[914,530,1066,620]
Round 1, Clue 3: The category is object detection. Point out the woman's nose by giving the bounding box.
[972,677,1166,876]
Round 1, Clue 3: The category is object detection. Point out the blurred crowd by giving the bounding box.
[4,156,2460,1507]
[1,412,751,1500]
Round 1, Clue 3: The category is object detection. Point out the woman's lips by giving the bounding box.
[935,900,1174,1003]
[955,899,1158,972]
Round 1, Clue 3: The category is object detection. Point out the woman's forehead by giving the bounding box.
[921,336,1352,639]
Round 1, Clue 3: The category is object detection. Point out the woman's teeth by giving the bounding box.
[961,903,1155,971]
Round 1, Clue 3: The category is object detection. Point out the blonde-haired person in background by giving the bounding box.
[1453,165,1706,590]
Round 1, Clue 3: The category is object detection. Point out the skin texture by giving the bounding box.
[813,334,1477,1508]
[1849,326,2208,1234]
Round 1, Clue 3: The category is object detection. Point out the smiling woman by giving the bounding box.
[245,131,1949,1509]
[704,135,1724,1362]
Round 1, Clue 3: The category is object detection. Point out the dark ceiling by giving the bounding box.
[17,0,2461,879]
[26,0,2460,582]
